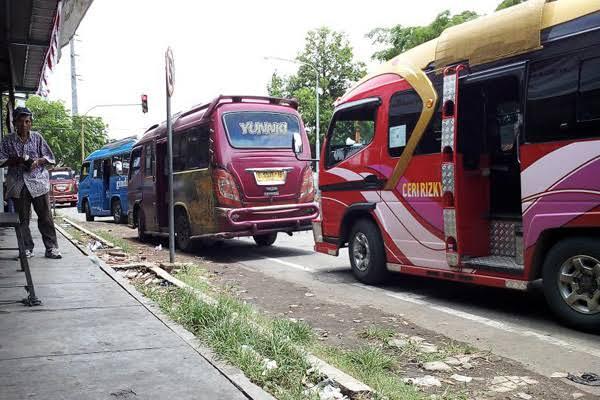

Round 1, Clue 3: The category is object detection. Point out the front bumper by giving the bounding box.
[50,193,78,204]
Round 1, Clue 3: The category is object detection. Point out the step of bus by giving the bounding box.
[465,255,524,275]
[490,219,523,263]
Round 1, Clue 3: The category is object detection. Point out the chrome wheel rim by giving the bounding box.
[352,232,370,272]
[558,255,600,315]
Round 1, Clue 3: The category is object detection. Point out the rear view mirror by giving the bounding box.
[292,132,303,154]
[291,131,319,162]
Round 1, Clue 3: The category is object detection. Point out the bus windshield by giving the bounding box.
[222,112,299,149]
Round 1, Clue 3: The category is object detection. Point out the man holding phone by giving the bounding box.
[0,107,61,259]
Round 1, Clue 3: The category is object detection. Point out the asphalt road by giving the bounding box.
[59,205,600,395]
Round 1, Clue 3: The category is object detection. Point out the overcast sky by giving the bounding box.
[47,0,499,140]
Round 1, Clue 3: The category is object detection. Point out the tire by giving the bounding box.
[175,212,193,252]
[137,209,148,242]
[348,218,388,284]
[542,237,600,332]
[253,233,277,247]
[112,200,126,224]
[84,201,95,221]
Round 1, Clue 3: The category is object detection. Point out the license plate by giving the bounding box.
[255,171,285,185]
[55,184,68,191]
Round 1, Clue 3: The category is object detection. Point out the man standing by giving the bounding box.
[0,107,62,259]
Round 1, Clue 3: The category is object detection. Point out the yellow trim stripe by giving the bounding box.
[384,63,438,191]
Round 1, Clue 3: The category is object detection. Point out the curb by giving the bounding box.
[55,221,277,400]
[56,218,374,398]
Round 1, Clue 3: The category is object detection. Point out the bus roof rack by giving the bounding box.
[101,135,138,150]
[178,95,299,121]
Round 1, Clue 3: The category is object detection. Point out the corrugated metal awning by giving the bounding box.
[1,0,91,95]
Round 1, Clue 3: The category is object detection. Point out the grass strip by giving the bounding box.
[96,230,131,253]
[141,285,320,400]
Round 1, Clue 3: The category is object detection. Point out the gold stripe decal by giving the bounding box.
[384,64,438,190]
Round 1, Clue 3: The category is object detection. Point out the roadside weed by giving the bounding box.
[97,230,131,253]
[359,325,396,343]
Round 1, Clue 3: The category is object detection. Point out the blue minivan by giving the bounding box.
[78,137,137,223]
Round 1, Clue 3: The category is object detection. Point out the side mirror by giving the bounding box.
[292,132,303,155]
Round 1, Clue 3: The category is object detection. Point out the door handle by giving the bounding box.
[363,174,386,189]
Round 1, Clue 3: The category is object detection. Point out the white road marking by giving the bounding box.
[352,283,600,359]
[255,255,315,272]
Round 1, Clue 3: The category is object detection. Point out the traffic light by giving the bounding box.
[141,94,148,113]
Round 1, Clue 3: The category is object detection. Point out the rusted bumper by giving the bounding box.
[211,202,319,237]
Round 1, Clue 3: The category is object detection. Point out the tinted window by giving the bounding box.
[526,57,579,142]
[223,112,299,149]
[93,160,103,178]
[527,55,600,142]
[578,57,600,122]
[129,149,141,179]
[326,102,377,168]
[112,154,130,176]
[144,145,154,176]
[173,126,210,172]
[389,90,422,157]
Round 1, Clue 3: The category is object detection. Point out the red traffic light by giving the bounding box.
[141,94,148,113]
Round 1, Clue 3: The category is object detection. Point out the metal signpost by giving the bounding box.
[165,47,175,263]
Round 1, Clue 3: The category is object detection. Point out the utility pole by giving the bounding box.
[70,39,79,115]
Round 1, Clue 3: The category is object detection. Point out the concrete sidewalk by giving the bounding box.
[0,225,249,400]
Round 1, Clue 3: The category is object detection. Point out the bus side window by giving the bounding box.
[144,145,154,177]
[129,149,141,179]
[577,57,600,130]
[81,161,90,181]
[187,126,210,169]
[388,89,422,157]
[93,160,103,179]
[526,56,578,142]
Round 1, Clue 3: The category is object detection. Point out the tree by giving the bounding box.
[496,0,527,11]
[367,10,479,61]
[25,96,107,171]
[267,27,366,151]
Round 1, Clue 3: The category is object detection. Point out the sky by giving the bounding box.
[47,0,500,140]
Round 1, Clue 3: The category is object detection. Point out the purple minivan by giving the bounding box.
[127,95,319,251]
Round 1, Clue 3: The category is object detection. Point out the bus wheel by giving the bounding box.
[84,201,94,222]
[253,233,277,247]
[542,238,600,332]
[112,200,126,224]
[349,219,387,284]
[137,209,148,242]
[175,213,193,252]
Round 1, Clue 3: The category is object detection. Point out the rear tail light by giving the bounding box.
[213,169,242,207]
[299,167,315,202]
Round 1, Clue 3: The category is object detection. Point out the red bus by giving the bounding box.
[311,0,600,331]
[128,95,318,250]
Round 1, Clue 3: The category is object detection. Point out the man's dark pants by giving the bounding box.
[12,187,58,251]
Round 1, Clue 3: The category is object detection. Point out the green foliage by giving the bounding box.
[25,96,107,171]
[496,0,527,11]
[267,27,366,151]
[368,10,479,62]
